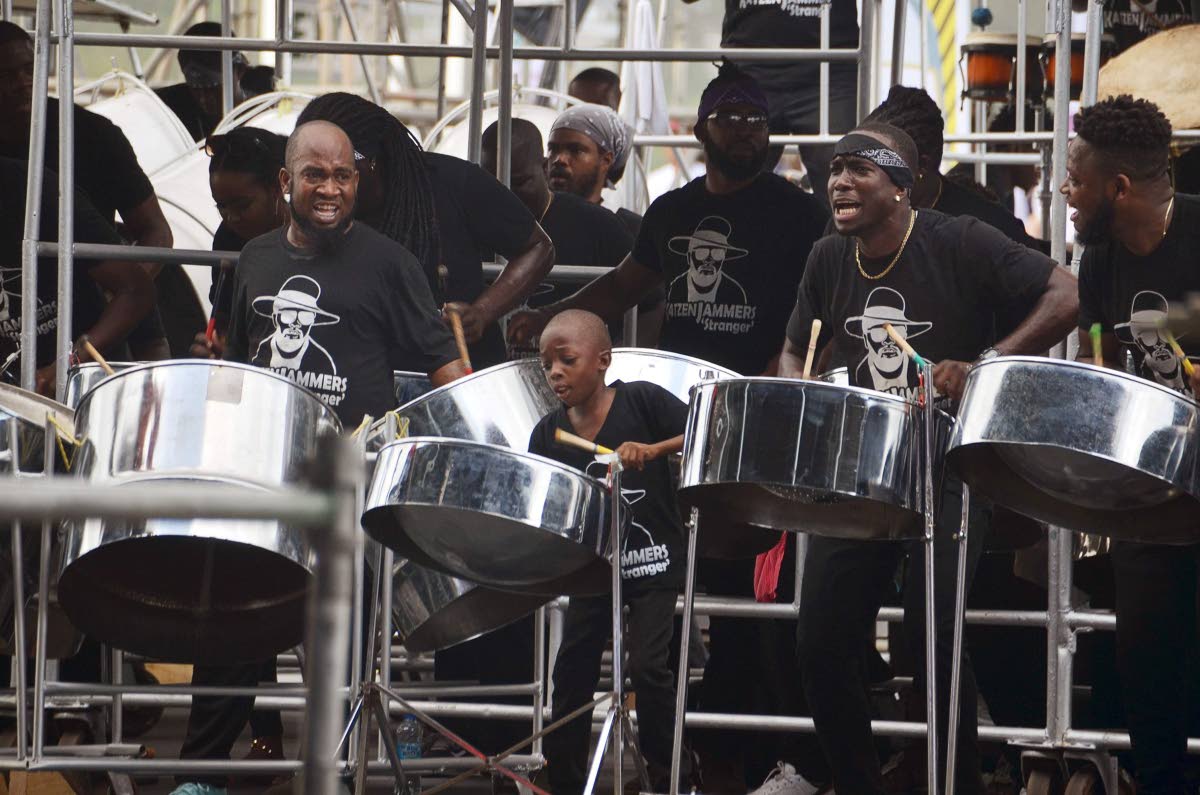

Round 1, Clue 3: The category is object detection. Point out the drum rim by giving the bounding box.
[610,347,741,378]
[970,354,1199,406]
[1040,32,1116,45]
[72,358,342,430]
[963,32,1042,47]
[376,435,612,488]
[687,374,920,408]
[395,358,542,411]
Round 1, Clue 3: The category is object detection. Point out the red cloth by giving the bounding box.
[753,532,788,603]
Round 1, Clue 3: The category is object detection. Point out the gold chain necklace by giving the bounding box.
[856,210,917,281]
[1162,194,1175,239]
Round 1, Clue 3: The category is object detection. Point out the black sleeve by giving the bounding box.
[89,110,155,214]
[1076,247,1106,331]
[631,196,666,273]
[460,161,538,258]
[222,267,250,363]
[786,243,836,349]
[640,382,688,441]
[958,216,1056,310]
[71,186,124,250]
[527,412,557,458]
[384,249,461,374]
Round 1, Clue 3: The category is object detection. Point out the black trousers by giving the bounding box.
[797,479,989,795]
[1111,540,1200,795]
[176,658,282,786]
[544,588,678,795]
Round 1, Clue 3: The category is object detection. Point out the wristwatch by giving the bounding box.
[973,347,1002,367]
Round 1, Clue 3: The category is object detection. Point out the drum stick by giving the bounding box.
[1089,322,1104,368]
[1163,328,1196,377]
[883,323,928,368]
[447,308,474,374]
[554,427,614,456]
[77,335,115,375]
[801,319,822,379]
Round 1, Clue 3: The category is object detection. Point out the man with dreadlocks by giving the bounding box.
[1066,95,1200,795]
[779,122,1077,795]
[296,92,554,368]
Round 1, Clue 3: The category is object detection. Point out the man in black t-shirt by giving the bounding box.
[701,0,858,195]
[481,119,633,334]
[779,124,1077,795]
[154,22,250,143]
[510,63,830,788]
[0,157,155,395]
[295,93,554,370]
[1072,0,1198,53]
[1066,96,1200,795]
[220,121,466,425]
[0,21,178,359]
[529,309,688,793]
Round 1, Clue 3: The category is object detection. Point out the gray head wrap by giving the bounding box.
[550,103,633,188]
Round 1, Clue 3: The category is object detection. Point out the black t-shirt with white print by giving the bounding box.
[634,172,829,375]
[1078,193,1200,396]
[527,380,687,594]
[224,223,460,426]
[787,209,1056,401]
[1102,0,1195,54]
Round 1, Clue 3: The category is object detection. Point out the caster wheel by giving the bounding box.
[1065,768,1102,795]
[1026,768,1065,795]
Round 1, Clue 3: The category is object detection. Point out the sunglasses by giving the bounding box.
[278,309,316,326]
[708,110,769,129]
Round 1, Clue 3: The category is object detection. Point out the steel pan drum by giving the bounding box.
[393,370,432,407]
[946,357,1200,542]
[59,360,342,663]
[363,438,612,595]
[0,384,81,658]
[680,377,932,540]
[63,361,138,410]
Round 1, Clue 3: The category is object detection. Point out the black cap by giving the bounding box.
[178,21,248,88]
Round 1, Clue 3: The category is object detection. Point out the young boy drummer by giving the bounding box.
[528,309,687,794]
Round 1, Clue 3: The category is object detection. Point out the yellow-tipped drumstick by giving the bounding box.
[1163,328,1196,377]
[1089,323,1104,368]
[802,319,822,379]
[554,427,614,456]
[883,323,928,368]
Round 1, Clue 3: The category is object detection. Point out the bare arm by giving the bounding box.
[118,195,174,278]
[429,358,471,387]
[778,337,809,379]
[447,224,555,343]
[82,260,157,355]
[994,266,1080,357]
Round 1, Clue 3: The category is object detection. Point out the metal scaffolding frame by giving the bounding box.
[7,0,1200,790]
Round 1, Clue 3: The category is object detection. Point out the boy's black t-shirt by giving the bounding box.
[787,209,1056,401]
[223,223,459,426]
[0,157,120,367]
[633,172,829,375]
[527,380,687,594]
[1078,192,1200,395]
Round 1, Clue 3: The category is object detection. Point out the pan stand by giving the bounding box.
[920,360,940,795]
[667,505,700,795]
[944,482,971,795]
[583,457,652,795]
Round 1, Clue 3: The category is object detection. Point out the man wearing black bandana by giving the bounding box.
[779,123,1077,794]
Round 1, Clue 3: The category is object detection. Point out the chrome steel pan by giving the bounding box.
[393,370,432,407]
[383,555,548,652]
[59,360,342,664]
[607,349,779,558]
[680,377,932,541]
[363,438,612,595]
[63,362,138,410]
[946,356,1200,542]
[0,384,81,658]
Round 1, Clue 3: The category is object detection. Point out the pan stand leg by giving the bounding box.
[620,711,652,790]
[944,483,970,795]
[584,462,635,795]
[920,362,939,795]
[367,683,411,790]
[668,508,700,795]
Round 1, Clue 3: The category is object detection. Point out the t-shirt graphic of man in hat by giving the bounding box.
[251,275,341,373]
[1115,290,1189,393]
[667,216,749,305]
[844,286,932,398]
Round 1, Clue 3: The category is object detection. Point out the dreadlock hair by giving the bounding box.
[864,85,945,170]
[207,126,287,187]
[296,92,439,271]
[0,20,33,45]
[1074,95,1173,182]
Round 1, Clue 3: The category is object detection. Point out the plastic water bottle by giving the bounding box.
[395,714,422,794]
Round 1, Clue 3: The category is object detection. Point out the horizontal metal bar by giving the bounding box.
[945,152,1043,165]
[69,31,861,63]
[16,754,543,774]
[482,263,609,283]
[1063,728,1200,753]
[44,682,324,698]
[0,479,336,524]
[1066,609,1117,630]
[38,241,233,265]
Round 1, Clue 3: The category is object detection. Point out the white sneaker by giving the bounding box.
[748,762,820,795]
